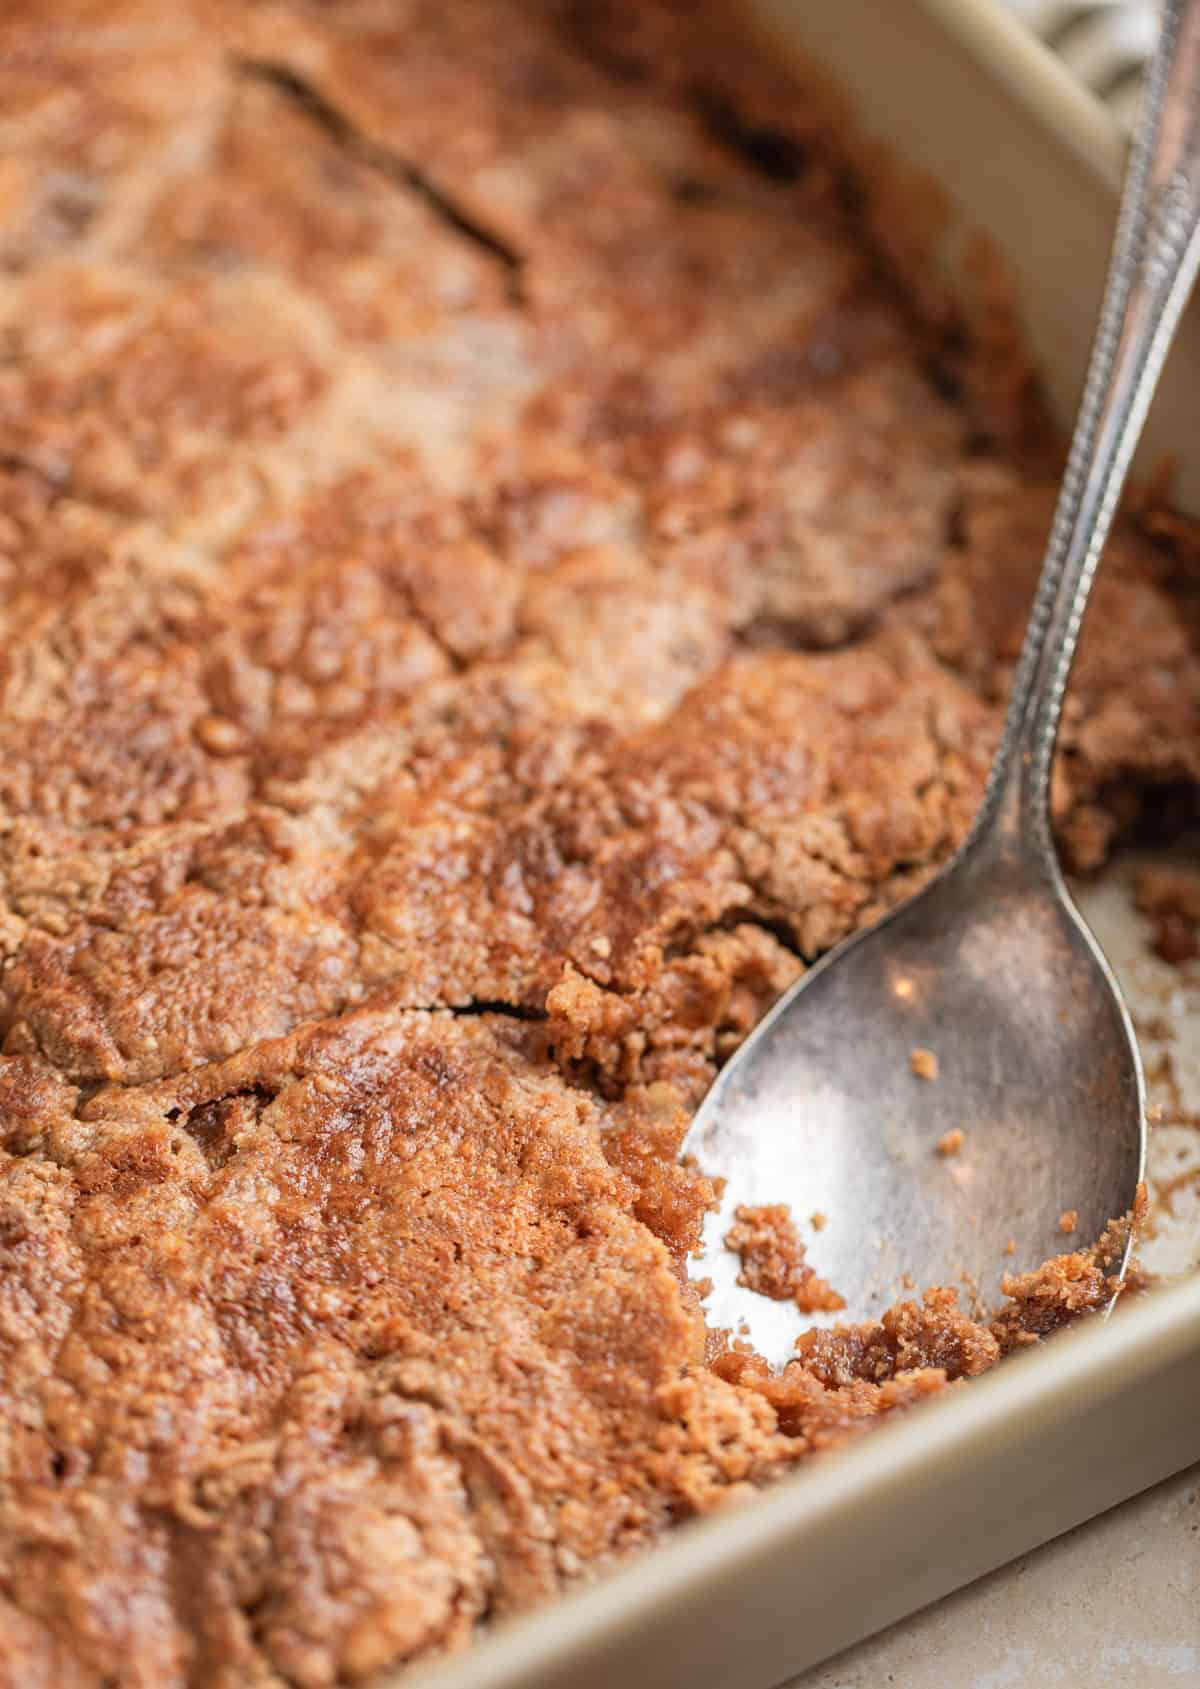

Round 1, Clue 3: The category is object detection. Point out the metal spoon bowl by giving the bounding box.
[684,0,1200,1363]
[687,839,1143,1363]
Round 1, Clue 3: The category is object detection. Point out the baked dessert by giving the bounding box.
[2,1,1199,1682]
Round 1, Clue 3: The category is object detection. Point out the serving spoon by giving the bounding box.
[683,0,1200,1364]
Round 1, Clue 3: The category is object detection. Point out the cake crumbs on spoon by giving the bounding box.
[724,1203,845,1314]
[910,1046,939,1081]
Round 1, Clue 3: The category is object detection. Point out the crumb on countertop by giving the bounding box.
[810,1211,827,1232]
[937,1128,966,1157]
[1058,1209,1078,1235]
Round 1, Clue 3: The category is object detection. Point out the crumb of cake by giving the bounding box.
[961,1276,987,1322]
[811,1210,828,1231]
[1135,865,1200,921]
[1004,1237,1017,1256]
[725,1204,846,1313]
[193,713,247,755]
[991,1252,1110,1350]
[797,1277,848,1315]
[1114,1184,1150,1257]
[1151,913,1197,966]
[911,1047,940,1081]
[1135,865,1200,964]
[936,1127,966,1157]
[793,1284,1001,1388]
[1059,1209,1079,1234]
[990,1197,1145,1351]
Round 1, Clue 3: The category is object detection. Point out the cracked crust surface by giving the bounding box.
[0,1,1195,1683]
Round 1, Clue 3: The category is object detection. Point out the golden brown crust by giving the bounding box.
[0,1,1188,1682]
[895,461,1200,867]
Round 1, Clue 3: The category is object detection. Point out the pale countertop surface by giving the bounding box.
[792,1462,1200,1689]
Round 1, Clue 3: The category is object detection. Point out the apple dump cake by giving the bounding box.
[2,1,1199,1682]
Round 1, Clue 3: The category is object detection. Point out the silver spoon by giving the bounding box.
[683,0,1200,1364]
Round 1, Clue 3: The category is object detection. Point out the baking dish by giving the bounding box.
[395,4,1200,1685]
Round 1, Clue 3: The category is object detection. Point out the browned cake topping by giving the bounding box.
[0,1,1191,1683]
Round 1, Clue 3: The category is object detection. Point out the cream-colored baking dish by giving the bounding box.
[398,5,1200,1685]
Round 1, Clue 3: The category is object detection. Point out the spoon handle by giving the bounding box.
[973,0,1200,862]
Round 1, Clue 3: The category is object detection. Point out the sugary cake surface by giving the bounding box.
[1,2,1198,1682]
